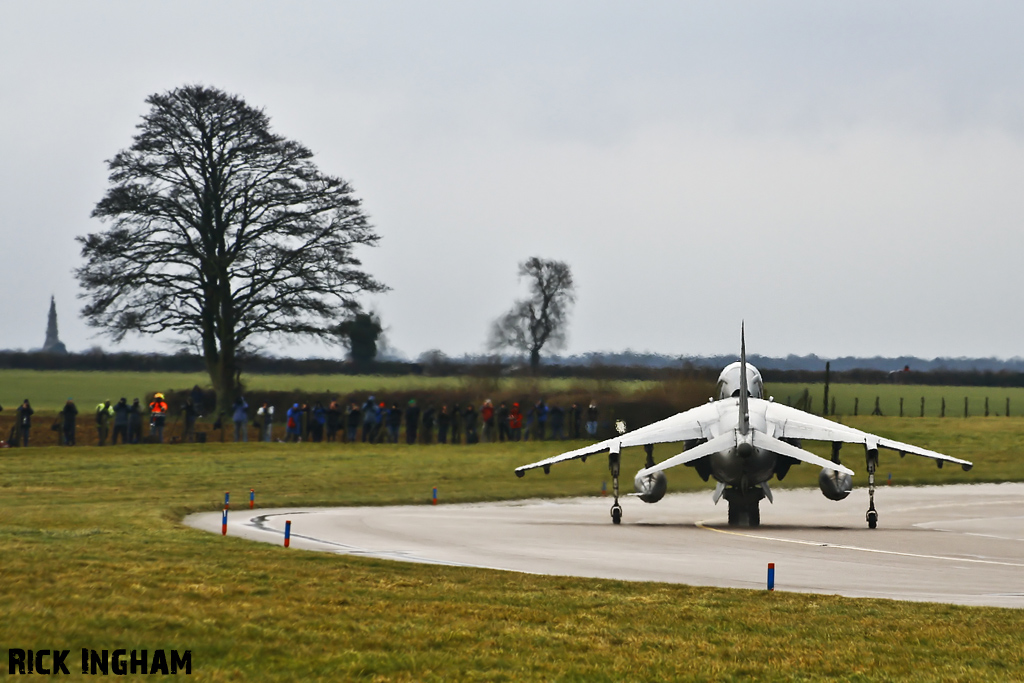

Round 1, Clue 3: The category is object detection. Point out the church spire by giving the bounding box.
[43,296,68,354]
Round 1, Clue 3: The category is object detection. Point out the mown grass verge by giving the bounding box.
[2,419,1024,680]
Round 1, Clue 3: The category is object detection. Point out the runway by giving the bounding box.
[185,483,1024,609]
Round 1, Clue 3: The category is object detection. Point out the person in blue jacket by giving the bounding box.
[286,403,303,442]
[232,396,249,442]
[534,399,549,441]
[311,402,327,442]
[361,395,376,442]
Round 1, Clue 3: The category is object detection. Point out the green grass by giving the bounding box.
[0,369,654,412]
[3,418,1024,680]
[767,382,1024,419]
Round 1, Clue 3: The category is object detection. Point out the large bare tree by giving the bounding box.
[489,257,576,371]
[77,85,386,414]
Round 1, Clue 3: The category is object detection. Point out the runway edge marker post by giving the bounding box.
[284,520,291,548]
[767,563,775,591]
[432,487,437,505]
[224,491,230,509]
[221,509,227,536]
[250,488,255,509]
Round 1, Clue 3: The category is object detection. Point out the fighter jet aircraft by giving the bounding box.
[515,327,973,528]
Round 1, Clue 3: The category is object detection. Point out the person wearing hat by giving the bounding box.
[509,402,523,442]
[480,399,494,443]
[128,399,143,444]
[95,400,113,446]
[15,399,33,447]
[149,393,169,443]
[61,398,78,446]
[286,402,303,442]
[112,398,130,445]
[360,395,376,442]
[586,401,599,437]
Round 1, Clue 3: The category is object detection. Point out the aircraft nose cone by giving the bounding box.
[736,442,754,459]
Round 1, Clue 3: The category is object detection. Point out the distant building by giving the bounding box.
[42,296,68,354]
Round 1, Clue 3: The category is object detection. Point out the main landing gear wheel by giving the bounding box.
[609,449,622,525]
[866,448,879,529]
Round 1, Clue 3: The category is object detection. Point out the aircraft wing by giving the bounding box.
[763,400,973,469]
[514,401,723,476]
[638,430,854,478]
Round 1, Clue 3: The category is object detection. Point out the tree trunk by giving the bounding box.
[529,348,540,373]
[215,353,238,419]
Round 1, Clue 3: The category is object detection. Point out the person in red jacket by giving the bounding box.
[481,399,495,443]
[508,402,523,442]
[149,393,169,443]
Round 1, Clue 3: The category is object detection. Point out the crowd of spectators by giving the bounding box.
[243,396,601,445]
[1,390,602,447]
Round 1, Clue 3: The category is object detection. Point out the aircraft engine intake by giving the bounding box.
[634,469,668,503]
[818,468,853,501]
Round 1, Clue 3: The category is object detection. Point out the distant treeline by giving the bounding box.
[0,350,416,376]
[2,349,1024,387]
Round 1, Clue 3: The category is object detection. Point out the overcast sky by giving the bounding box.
[2,2,1023,361]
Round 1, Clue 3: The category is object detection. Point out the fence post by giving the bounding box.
[1007,397,1011,417]
[854,398,858,417]
[830,397,836,416]
[872,397,882,416]
[823,362,830,417]
[964,397,969,418]
[920,397,925,418]
[985,397,989,417]
[941,397,945,418]
[899,398,904,417]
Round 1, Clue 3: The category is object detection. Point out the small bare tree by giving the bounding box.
[489,257,575,371]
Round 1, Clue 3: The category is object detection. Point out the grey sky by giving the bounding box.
[1,2,1022,360]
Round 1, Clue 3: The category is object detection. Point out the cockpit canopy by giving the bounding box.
[716,361,764,400]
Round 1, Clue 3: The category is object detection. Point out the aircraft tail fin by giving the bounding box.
[738,322,750,435]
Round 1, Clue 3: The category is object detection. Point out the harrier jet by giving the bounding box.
[515,327,973,528]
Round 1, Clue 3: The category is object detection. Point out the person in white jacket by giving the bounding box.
[256,403,274,442]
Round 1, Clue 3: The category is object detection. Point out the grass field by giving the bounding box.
[766,382,1024,419]
[0,369,656,412]
[3,418,1024,680]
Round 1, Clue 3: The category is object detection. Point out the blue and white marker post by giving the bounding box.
[432,487,438,506]
[224,491,230,509]
[767,562,775,591]
[284,520,292,548]
[602,481,607,496]
[249,488,255,509]
[221,509,228,536]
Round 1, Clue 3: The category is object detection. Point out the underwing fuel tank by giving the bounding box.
[818,468,853,501]
[634,470,668,503]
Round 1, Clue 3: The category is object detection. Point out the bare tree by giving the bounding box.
[76,85,386,414]
[489,257,575,371]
